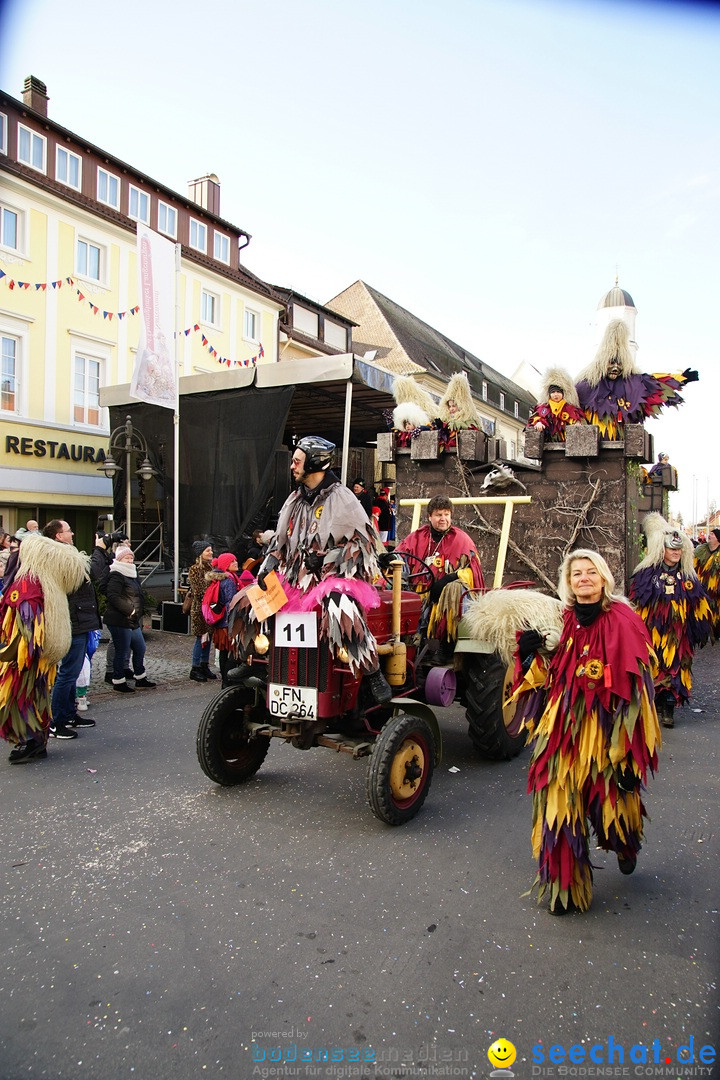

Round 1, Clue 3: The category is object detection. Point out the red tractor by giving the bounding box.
[197,500,538,825]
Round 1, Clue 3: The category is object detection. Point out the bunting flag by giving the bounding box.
[0,263,264,368]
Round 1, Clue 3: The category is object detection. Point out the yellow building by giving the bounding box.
[0,76,283,549]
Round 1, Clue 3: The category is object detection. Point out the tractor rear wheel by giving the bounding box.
[366,713,435,825]
[196,686,270,785]
[464,653,526,761]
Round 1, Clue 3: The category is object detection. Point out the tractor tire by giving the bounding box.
[464,653,526,761]
[366,712,435,825]
[196,685,270,786]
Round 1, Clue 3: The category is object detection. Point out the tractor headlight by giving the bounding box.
[336,646,350,664]
[254,633,270,655]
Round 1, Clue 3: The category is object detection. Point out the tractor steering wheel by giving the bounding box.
[382,551,436,591]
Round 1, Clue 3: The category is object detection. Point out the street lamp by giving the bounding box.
[97,415,156,543]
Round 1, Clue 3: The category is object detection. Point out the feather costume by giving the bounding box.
[576,320,694,440]
[694,540,720,643]
[630,513,711,704]
[238,471,384,676]
[395,525,484,643]
[527,366,586,442]
[513,600,661,913]
[0,534,88,748]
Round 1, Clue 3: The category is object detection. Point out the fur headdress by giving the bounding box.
[392,402,431,430]
[15,533,90,664]
[634,512,696,577]
[576,319,639,385]
[540,366,580,408]
[392,376,436,415]
[439,372,480,428]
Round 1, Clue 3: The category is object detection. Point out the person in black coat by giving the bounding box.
[104,545,157,693]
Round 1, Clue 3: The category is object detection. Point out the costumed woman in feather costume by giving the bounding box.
[234,436,392,703]
[694,528,720,643]
[575,319,698,440]
[512,550,661,915]
[526,367,586,443]
[629,514,711,729]
[0,532,88,763]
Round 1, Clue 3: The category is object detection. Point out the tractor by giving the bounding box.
[196,495,561,825]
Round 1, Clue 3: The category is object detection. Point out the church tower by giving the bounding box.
[595,278,638,355]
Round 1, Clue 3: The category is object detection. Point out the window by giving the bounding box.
[56,146,82,190]
[293,305,319,338]
[213,232,230,263]
[481,380,488,401]
[0,203,21,251]
[514,401,519,419]
[1,335,17,411]
[17,123,46,171]
[77,237,102,282]
[324,320,348,350]
[74,354,101,426]
[499,392,505,411]
[158,201,177,238]
[244,308,259,341]
[509,440,516,460]
[97,167,120,209]
[129,185,150,223]
[201,289,219,326]
[0,113,7,154]
[189,219,207,252]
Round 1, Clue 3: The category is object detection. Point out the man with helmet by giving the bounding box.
[253,436,392,702]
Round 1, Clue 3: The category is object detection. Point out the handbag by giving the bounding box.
[181,589,192,615]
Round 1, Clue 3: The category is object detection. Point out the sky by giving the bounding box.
[1,0,718,525]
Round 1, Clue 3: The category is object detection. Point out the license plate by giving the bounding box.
[268,683,317,720]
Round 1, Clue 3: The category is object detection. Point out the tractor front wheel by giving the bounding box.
[196,686,270,785]
[366,713,435,825]
[464,653,526,761]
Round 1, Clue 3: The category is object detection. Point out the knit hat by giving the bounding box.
[114,545,133,560]
[213,552,237,572]
[193,540,211,559]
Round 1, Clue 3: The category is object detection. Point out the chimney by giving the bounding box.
[187,173,220,216]
[22,75,49,117]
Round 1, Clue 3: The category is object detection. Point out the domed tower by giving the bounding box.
[595,278,638,354]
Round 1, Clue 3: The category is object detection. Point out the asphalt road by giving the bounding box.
[1,644,718,1080]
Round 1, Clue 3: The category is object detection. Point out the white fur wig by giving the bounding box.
[462,589,563,667]
[438,372,480,427]
[392,402,430,430]
[540,366,580,408]
[15,533,90,664]
[634,512,696,576]
[576,319,639,385]
[392,375,437,416]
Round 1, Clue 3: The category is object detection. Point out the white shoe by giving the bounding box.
[76,697,89,711]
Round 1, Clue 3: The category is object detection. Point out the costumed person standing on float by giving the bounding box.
[526,367,586,443]
[629,514,711,729]
[235,436,392,703]
[512,550,661,915]
[0,533,88,764]
[575,319,698,439]
[437,372,481,450]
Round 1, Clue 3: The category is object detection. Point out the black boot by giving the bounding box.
[663,699,675,729]
[202,662,218,681]
[189,666,207,682]
[365,667,392,704]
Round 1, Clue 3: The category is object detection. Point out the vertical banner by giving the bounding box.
[130,224,177,409]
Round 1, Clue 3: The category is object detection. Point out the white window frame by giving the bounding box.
[56,145,82,191]
[0,199,23,253]
[499,392,505,411]
[0,332,19,414]
[201,289,220,328]
[0,113,7,155]
[244,307,260,342]
[72,351,103,428]
[76,236,105,284]
[128,184,150,224]
[0,315,31,417]
[514,401,519,419]
[481,380,488,401]
[213,231,230,264]
[97,166,121,210]
[17,123,46,172]
[189,218,207,253]
[157,201,177,239]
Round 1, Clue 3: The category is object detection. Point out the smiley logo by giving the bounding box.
[488,1039,516,1070]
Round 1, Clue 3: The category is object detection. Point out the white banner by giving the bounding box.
[130,224,176,409]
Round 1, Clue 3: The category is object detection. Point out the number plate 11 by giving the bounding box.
[274,612,317,649]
